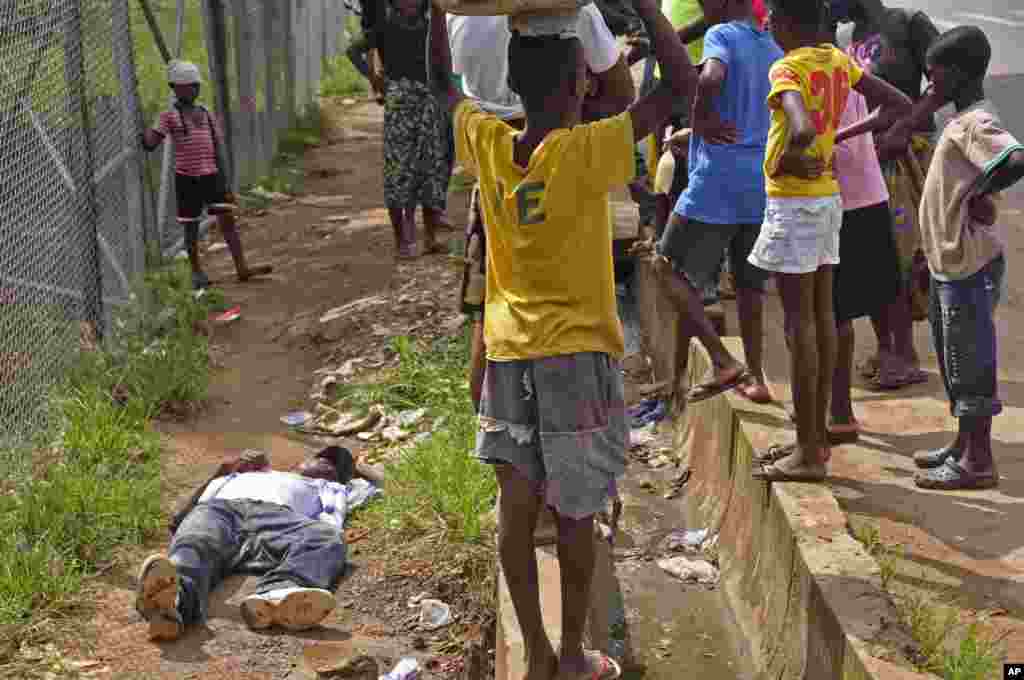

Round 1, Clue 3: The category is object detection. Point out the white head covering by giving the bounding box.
[168,60,202,85]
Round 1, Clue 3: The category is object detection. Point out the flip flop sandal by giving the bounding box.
[752,460,827,483]
[754,443,832,465]
[753,442,796,465]
[869,366,928,391]
[913,444,961,469]
[583,651,622,680]
[914,459,998,490]
[735,378,772,404]
[687,369,750,403]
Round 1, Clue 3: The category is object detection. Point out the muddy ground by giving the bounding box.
[28,98,490,680]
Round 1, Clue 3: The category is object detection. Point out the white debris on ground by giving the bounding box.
[657,555,719,585]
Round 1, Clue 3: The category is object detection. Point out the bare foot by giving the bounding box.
[556,651,621,680]
[752,447,828,482]
[687,363,748,403]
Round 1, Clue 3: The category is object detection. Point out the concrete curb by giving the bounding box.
[635,260,932,680]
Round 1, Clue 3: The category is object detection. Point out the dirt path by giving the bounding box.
[55,99,478,680]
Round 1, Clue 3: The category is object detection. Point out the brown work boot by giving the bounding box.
[135,555,183,641]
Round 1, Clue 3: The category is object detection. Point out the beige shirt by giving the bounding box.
[920,100,1023,280]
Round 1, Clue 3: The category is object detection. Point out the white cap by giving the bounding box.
[168,60,202,85]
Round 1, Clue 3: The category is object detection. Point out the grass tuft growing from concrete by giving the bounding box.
[850,520,1006,678]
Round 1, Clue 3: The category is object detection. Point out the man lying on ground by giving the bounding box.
[136,446,372,641]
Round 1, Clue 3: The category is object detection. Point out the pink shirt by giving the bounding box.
[156,108,220,177]
[833,89,889,211]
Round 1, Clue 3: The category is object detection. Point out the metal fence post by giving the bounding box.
[201,0,237,192]
[263,0,277,159]
[112,0,151,279]
[231,0,258,184]
[283,0,296,127]
[64,0,105,338]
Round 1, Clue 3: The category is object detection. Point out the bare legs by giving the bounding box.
[771,266,835,473]
[495,465,611,680]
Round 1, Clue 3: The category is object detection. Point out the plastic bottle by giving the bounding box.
[380,657,419,680]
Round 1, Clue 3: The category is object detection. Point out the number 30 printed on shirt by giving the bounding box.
[810,68,851,134]
[773,66,851,134]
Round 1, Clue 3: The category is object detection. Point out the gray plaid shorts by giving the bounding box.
[475,352,628,519]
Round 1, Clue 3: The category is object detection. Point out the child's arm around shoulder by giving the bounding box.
[835,69,912,144]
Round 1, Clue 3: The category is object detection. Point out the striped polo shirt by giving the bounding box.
[156,107,220,177]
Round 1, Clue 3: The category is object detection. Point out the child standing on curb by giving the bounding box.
[911,27,1024,490]
[142,60,272,291]
[434,0,696,674]
[749,0,909,482]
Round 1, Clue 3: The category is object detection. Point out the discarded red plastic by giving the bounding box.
[213,306,241,323]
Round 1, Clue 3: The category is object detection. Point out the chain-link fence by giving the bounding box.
[0,0,348,441]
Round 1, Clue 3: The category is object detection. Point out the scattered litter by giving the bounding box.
[175,250,188,260]
[648,455,673,469]
[658,556,719,584]
[207,242,228,253]
[357,431,378,442]
[418,599,452,630]
[664,468,691,500]
[299,194,352,209]
[381,657,420,680]
[627,398,659,419]
[325,214,351,224]
[338,358,361,377]
[630,423,657,450]
[639,380,670,397]
[663,528,709,553]
[312,405,384,436]
[411,432,432,445]
[397,408,427,428]
[631,400,666,428]
[281,411,314,427]
[192,289,206,301]
[212,306,242,324]
[320,295,389,323]
[248,186,291,202]
[381,425,409,444]
[407,591,431,608]
[342,98,357,106]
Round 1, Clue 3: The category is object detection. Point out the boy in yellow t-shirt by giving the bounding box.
[431,0,696,677]
[749,0,910,483]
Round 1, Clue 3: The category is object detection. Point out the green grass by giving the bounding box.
[0,262,220,664]
[319,13,369,98]
[320,54,369,98]
[335,335,497,545]
[850,521,1007,678]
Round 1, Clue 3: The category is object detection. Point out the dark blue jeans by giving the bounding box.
[929,256,1005,418]
[169,499,346,624]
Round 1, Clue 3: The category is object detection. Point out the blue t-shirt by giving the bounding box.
[675,21,783,225]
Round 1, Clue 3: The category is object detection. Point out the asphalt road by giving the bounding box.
[884,0,1024,155]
